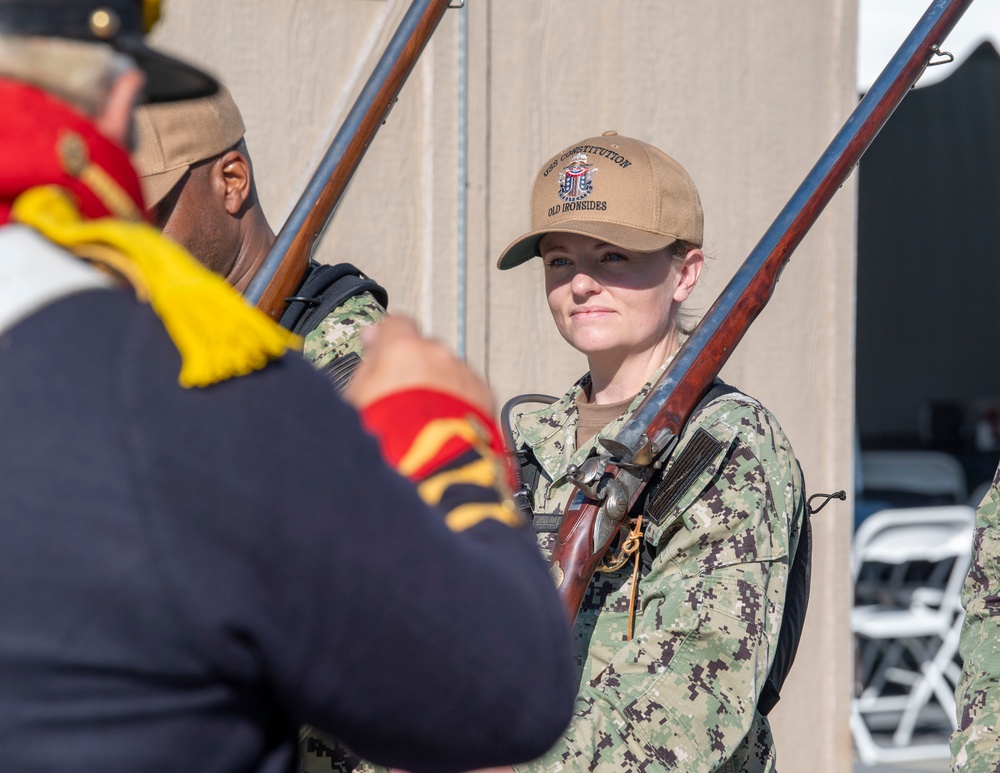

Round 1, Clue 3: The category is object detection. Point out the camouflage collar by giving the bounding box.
[515,372,589,449]
[515,357,675,485]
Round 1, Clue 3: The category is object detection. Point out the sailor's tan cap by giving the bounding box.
[497,131,703,269]
[132,84,245,208]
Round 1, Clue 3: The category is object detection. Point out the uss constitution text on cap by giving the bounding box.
[497,131,703,270]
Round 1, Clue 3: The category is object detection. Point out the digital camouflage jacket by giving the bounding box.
[510,367,805,772]
[951,464,1000,771]
[301,290,386,371]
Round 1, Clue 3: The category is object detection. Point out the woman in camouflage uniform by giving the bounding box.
[495,132,807,773]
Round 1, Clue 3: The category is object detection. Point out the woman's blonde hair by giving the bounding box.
[0,35,134,117]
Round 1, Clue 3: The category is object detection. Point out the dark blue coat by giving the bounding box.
[0,283,574,773]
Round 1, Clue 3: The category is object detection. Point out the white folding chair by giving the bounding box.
[860,450,967,503]
[850,505,975,765]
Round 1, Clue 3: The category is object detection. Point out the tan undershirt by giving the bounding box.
[575,390,636,449]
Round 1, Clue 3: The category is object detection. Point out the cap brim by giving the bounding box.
[496,221,678,270]
[115,35,218,104]
[139,164,189,210]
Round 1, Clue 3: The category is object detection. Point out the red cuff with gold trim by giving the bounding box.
[359,388,513,487]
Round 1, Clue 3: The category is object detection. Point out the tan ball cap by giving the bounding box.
[496,131,703,269]
[132,84,246,209]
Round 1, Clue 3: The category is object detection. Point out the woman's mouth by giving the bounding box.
[570,307,614,317]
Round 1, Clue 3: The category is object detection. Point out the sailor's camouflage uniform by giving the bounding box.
[511,364,805,772]
[951,465,1000,771]
[301,291,386,371]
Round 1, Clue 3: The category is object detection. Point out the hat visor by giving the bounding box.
[496,221,679,270]
[139,164,189,210]
[115,35,218,104]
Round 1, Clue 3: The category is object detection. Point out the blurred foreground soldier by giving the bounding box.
[951,467,1000,771]
[132,86,386,391]
[0,2,575,772]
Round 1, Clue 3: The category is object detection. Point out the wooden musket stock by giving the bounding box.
[243,0,452,319]
[549,0,975,621]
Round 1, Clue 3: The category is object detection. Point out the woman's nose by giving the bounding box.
[570,269,601,297]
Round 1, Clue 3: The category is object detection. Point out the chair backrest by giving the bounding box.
[860,450,967,502]
[852,506,975,617]
[850,505,975,591]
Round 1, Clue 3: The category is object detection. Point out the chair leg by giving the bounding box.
[851,700,882,765]
[860,637,908,700]
[892,624,963,747]
[893,644,940,747]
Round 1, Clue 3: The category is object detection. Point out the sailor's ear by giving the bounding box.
[673,248,703,303]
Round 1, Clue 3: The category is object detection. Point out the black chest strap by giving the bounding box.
[278,261,388,337]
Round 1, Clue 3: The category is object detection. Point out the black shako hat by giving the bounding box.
[0,0,218,103]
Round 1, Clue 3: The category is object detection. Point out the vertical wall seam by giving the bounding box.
[482,0,493,382]
[828,1,857,769]
[457,3,468,359]
[421,41,435,332]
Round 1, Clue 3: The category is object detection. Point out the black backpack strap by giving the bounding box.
[758,461,811,716]
[278,261,389,337]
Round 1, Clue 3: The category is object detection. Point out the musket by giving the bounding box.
[243,0,453,319]
[549,0,975,621]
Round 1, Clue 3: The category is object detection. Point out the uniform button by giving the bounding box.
[602,130,618,137]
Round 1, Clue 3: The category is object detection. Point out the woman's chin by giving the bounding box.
[568,339,628,359]
[560,325,623,354]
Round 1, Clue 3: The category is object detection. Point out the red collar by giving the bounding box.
[0,79,146,225]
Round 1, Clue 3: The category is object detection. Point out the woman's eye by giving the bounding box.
[545,257,571,268]
[603,252,627,262]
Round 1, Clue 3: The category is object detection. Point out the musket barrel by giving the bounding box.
[244,0,451,315]
[615,0,974,455]
[554,0,976,624]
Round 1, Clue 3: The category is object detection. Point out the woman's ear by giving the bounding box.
[673,248,704,303]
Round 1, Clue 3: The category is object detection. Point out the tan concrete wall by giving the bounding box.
[151,2,858,770]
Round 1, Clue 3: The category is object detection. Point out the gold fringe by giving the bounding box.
[13,186,299,388]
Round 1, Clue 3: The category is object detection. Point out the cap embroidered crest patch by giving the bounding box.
[558,153,597,203]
